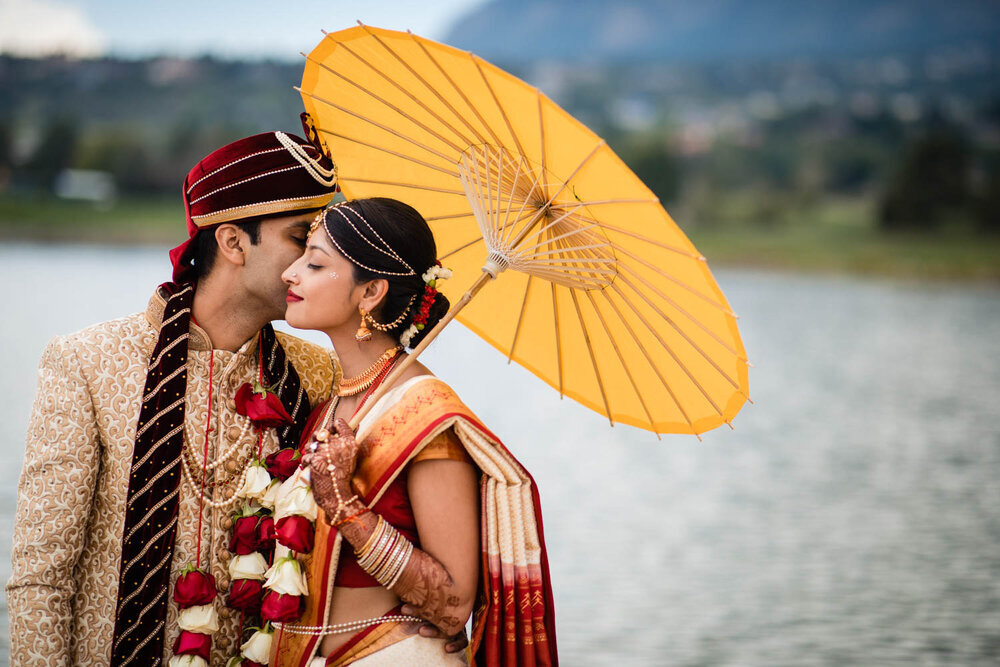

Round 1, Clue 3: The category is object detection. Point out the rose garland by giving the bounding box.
[168,344,302,666]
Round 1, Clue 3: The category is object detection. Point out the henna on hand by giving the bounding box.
[392,548,469,636]
[303,418,366,523]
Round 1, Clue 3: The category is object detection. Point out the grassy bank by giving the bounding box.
[2,195,997,283]
[690,225,1000,282]
[0,196,184,244]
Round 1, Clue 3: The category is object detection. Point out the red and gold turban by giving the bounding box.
[169,127,337,282]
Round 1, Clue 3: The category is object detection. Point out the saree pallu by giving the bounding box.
[273,376,558,667]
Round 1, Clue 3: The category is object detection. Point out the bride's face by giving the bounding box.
[281,229,364,333]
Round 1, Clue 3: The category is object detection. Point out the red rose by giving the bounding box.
[235,383,293,429]
[261,590,304,622]
[173,568,217,608]
[265,447,301,480]
[227,578,264,613]
[257,515,276,543]
[173,630,211,660]
[228,515,260,555]
[275,515,315,553]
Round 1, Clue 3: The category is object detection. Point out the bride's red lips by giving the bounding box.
[286,290,303,303]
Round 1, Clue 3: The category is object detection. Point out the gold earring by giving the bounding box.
[355,308,373,342]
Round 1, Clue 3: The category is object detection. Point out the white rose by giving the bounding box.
[236,462,272,499]
[263,556,309,596]
[176,602,220,634]
[275,484,318,522]
[228,552,268,581]
[258,478,281,510]
[241,627,274,663]
[274,469,317,521]
[439,267,452,279]
[168,657,208,667]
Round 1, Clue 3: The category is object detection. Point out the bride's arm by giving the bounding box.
[396,457,479,632]
[306,419,479,636]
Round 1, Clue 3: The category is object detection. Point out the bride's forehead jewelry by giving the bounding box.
[328,203,415,275]
[308,209,325,238]
[313,203,416,277]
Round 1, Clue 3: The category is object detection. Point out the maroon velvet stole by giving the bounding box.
[273,378,557,667]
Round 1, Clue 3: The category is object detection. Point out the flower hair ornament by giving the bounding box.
[400,262,452,348]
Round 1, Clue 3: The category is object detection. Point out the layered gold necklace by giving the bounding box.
[337,346,403,397]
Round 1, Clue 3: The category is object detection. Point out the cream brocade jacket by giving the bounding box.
[7,291,338,666]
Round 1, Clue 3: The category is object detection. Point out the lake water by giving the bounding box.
[0,242,998,666]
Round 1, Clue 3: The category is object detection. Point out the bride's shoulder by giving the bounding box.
[393,373,459,404]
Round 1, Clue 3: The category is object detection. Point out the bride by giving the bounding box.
[271,198,558,666]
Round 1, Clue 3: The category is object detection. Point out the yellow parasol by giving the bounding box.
[299,24,750,437]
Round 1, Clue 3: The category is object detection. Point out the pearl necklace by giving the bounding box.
[273,614,423,637]
[183,413,254,472]
[180,456,250,509]
[180,369,261,508]
[337,346,402,397]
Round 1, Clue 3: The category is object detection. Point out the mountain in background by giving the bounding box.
[444,0,1000,63]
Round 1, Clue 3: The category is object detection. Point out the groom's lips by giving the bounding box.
[286,290,303,303]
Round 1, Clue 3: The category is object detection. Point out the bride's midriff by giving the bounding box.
[319,585,406,656]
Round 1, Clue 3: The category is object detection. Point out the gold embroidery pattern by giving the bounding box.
[8,300,337,666]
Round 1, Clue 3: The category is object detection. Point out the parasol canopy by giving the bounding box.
[299,24,749,436]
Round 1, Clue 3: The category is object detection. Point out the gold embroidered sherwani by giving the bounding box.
[7,290,338,666]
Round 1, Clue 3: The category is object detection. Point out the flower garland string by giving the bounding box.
[165,340,298,666]
[169,351,220,667]
[224,344,308,665]
[399,262,452,348]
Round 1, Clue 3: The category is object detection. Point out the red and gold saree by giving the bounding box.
[273,376,558,666]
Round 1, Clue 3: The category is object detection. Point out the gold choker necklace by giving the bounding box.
[338,346,402,397]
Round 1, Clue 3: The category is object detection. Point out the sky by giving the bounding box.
[0,0,489,60]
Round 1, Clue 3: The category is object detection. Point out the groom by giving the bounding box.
[7,129,340,665]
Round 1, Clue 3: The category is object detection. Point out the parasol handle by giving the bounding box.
[346,269,496,431]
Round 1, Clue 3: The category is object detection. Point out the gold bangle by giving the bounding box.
[356,515,385,561]
[378,541,410,586]
[386,541,413,589]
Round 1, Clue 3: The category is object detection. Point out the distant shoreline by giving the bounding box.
[2,196,997,284]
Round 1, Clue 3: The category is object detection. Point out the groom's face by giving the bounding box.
[240,211,315,322]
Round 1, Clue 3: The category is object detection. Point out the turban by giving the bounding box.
[169,125,337,282]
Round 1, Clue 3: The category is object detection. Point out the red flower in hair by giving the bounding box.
[235,381,292,429]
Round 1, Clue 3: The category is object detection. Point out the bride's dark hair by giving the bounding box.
[319,197,450,348]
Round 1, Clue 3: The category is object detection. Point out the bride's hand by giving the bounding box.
[302,418,363,522]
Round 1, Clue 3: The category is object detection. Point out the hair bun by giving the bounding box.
[403,289,450,349]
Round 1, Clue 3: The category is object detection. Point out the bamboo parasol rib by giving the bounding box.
[301,25,749,436]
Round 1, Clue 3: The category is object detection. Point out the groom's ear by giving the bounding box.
[214,224,246,267]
